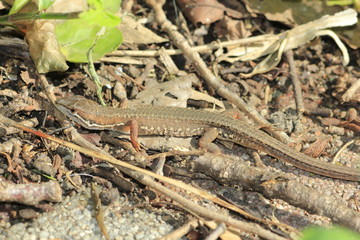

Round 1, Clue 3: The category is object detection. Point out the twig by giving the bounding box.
[203,220,241,240]
[204,223,226,240]
[38,74,57,104]
[285,50,304,115]
[104,35,272,57]
[341,78,360,102]
[92,166,134,192]
[332,138,360,164]
[159,219,199,240]
[0,180,62,205]
[91,182,110,240]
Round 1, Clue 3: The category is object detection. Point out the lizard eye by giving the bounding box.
[69,108,77,114]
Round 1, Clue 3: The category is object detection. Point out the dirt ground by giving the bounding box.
[0,1,359,239]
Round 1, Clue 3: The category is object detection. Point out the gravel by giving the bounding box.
[0,190,182,240]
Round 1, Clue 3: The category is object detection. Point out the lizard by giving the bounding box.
[56,95,360,181]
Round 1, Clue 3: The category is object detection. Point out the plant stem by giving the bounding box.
[87,42,106,106]
[0,12,81,25]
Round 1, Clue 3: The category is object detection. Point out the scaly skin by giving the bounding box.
[56,96,360,181]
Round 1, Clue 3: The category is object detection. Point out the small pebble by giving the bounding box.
[0,189,180,240]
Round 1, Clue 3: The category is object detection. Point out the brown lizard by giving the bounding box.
[56,96,360,181]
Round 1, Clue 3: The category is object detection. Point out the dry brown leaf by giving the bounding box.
[4,0,70,73]
[176,0,225,25]
[129,74,224,109]
[218,9,357,76]
[303,136,332,158]
[243,0,338,27]
[20,70,35,85]
[243,0,360,48]
[240,34,288,78]
[214,15,251,40]
[118,15,168,44]
[25,20,68,73]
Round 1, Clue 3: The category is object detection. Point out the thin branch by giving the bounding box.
[285,50,305,115]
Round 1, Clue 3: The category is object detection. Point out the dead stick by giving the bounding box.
[0,180,62,205]
[285,50,305,114]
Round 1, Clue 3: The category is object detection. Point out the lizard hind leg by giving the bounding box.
[198,128,221,154]
[113,119,141,151]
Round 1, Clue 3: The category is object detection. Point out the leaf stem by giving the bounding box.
[87,42,106,106]
[0,12,81,25]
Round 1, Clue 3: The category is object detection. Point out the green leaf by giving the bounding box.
[102,0,122,13]
[301,226,360,240]
[31,169,56,180]
[9,0,30,14]
[86,0,122,13]
[56,18,122,62]
[10,0,55,14]
[79,9,120,27]
[38,0,56,11]
[55,0,122,63]
[87,0,102,11]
